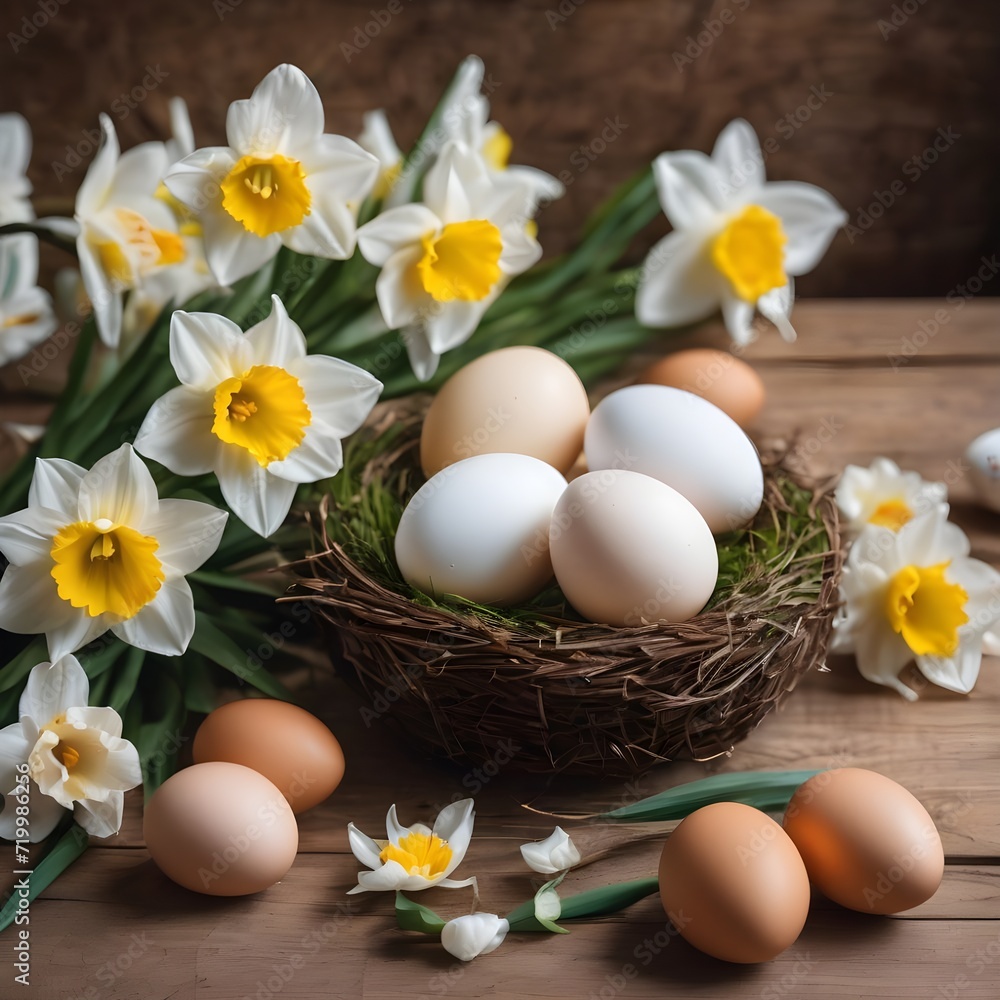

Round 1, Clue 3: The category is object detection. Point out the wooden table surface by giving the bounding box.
[2,299,1000,999]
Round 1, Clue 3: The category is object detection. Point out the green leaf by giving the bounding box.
[601,770,822,823]
[189,612,294,702]
[107,647,146,713]
[394,891,447,934]
[0,637,47,693]
[189,570,281,596]
[0,822,89,934]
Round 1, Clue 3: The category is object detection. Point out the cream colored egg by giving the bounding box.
[420,346,590,477]
[144,762,299,896]
[585,384,763,534]
[549,469,718,626]
[395,453,568,605]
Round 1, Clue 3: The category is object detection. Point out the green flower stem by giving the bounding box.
[506,875,661,933]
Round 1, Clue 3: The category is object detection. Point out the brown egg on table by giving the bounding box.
[782,768,944,915]
[637,348,765,428]
[658,802,810,963]
[420,345,591,477]
[144,762,299,896]
[193,699,345,814]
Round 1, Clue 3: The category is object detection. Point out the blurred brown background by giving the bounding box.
[2,0,997,297]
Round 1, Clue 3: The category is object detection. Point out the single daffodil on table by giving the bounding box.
[356,140,542,381]
[134,295,382,538]
[163,64,380,286]
[347,798,477,894]
[836,457,947,536]
[636,118,847,346]
[0,444,227,659]
[0,655,142,841]
[832,507,1000,699]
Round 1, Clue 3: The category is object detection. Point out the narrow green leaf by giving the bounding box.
[507,875,660,932]
[0,637,47,693]
[189,570,281,596]
[0,822,89,934]
[106,647,145,713]
[394,891,447,934]
[602,770,822,823]
[189,612,293,702]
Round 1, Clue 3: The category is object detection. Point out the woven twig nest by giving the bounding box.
[293,398,844,777]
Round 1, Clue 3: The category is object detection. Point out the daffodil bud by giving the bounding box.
[440,913,509,962]
[519,826,581,874]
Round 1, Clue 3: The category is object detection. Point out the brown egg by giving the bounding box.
[420,346,590,477]
[783,768,944,915]
[193,699,345,814]
[658,802,810,963]
[637,348,765,428]
[144,762,298,896]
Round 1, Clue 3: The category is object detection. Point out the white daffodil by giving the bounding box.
[347,798,477,894]
[0,655,141,841]
[0,231,57,367]
[519,826,582,874]
[636,118,847,346]
[357,140,542,380]
[0,443,227,659]
[387,56,562,214]
[440,912,509,962]
[0,112,34,224]
[134,295,382,538]
[832,507,1000,699]
[73,114,183,348]
[163,64,379,287]
[836,457,947,535]
[358,110,403,201]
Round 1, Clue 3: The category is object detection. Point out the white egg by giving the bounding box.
[967,427,1000,514]
[585,384,763,534]
[549,469,719,626]
[395,453,568,605]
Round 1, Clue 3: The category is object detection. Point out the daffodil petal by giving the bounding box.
[401,327,439,383]
[0,784,66,843]
[75,789,125,838]
[201,203,282,287]
[169,309,250,389]
[289,354,383,438]
[757,281,797,343]
[853,623,918,700]
[652,150,723,230]
[134,385,219,477]
[351,858,411,893]
[0,506,64,566]
[162,146,232,207]
[298,134,379,201]
[422,142,479,223]
[18,654,89,726]
[265,424,344,484]
[26,458,85,514]
[424,298,490,356]
[279,189,355,259]
[385,803,411,846]
[74,114,119,216]
[358,205,442,268]
[0,722,33,793]
[227,64,324,156]
[46,607,109,661]
[139,499,227,577]
[374,246,425,330]
[0,112,31,184]
[76,234,122,348]
[215,446,296,539]
[111,141,170,205]
[111,576,196,656]
[245,295,307,368]
[711,118,765,196]
[433,798,475,872]
[0,562,70,640]
[498,225,541,275]
[77,444,158,527]
[348,822,383,870]
[436,875,479,891]
[635,229,721,328]
[753,181,847,276]
[916,636,983,695]
[720,294,756,346]
[168,96,195,161]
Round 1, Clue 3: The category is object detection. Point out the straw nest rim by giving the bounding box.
[291,399,844,776]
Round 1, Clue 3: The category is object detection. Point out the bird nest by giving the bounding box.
[291,398,843,777]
